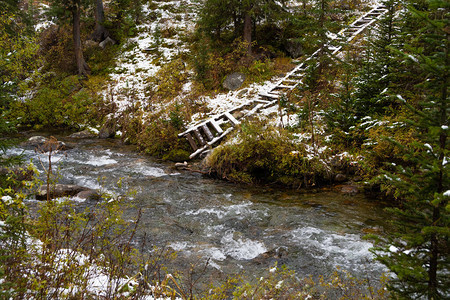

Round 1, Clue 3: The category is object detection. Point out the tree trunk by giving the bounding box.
[233,10,239,37]
[428,32,448,300]
[91,0,109,41]
[317,0,327,75]
[243,7,252,55]
[73,2,90,76]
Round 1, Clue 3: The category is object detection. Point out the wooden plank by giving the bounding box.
[185,133,198,151]
[262,99,278,108]
[276,84,295,89]
[253,99,271,104]
[193,129,205,146]
[268,89,282,94]
[202,124,214,141]
[189,127,234,159]
[224,112,240,126]
[209,119,223,134]
[244,103,263,117]
[259,92,279,100]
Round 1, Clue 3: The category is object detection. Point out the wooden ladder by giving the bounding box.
[259,4,388,101]
[178,99,272,159]
[180,4,388,159]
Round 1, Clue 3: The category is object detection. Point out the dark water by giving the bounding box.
[9,135,390,283]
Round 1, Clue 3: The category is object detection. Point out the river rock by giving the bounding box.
[99,37,116,49]
[335,173,347,182]
[21,136,68,152]
[68,129,97,139]
[223,72,246,91]
[340,185,359,195]
[284,38,303,58]
[37,184,91,200]
[254,246,289,263]
[76,190,101,201]
[99,119,116,139]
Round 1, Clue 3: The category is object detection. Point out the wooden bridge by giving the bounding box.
[179,4,388,159]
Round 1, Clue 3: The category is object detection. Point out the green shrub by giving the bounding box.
[145,59,188,101]
[8,74,101,129]
[162,149,190,162]
[202,263,389,299]
[130,104,190,160]
[242,59,276,83]
[206,121,331,188]
[0,150,175,299]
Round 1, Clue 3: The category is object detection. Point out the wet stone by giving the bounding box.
[340,185,359,195]
[36,184,91,200]
[68,129,97,139]
[76,190,101,201]
[21,136,69,152]
[335,173,347,182]
[223,72,246,91]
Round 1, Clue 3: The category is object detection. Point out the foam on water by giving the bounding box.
[199,247,227,261]
[81,155,118,166]
[221,230,267,260]
[169,241,192,251]
[184,202,255,220]
[72,176,103,190]
[204,224,226,237]
[290,226,379,271]
[133,163,168,177]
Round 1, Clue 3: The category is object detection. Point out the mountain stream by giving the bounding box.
[9,135,390,285]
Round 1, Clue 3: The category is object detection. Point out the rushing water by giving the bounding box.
[9,134,390,284]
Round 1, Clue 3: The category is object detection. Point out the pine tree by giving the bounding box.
[0,9,37,165]
[90,0,109,42]
[353,0,402,117]
[371,1,449,298]
[197,0,287,53]
[47,0,91,76]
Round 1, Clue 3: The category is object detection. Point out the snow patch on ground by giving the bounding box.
[106,0,197,116]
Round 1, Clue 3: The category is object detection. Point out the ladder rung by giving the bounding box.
[202,124,214,141]
[224,112,240,126]
[276,84,295,89]
[185,133,198,151]
[193,129,205,146]
[209,119,223,134]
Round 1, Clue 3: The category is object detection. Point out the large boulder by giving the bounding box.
[340,184,359,195]
[76,190,101,201]
[36,184,93,200]
[223,72,246,91]
[21,136,68,152]
[99,119,116,139]
[284,38,303,58]
[335,173,347,183]
[99,37,116,49]
[68,129,97,139]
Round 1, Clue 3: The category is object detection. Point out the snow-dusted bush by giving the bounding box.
[206,120,332,187]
